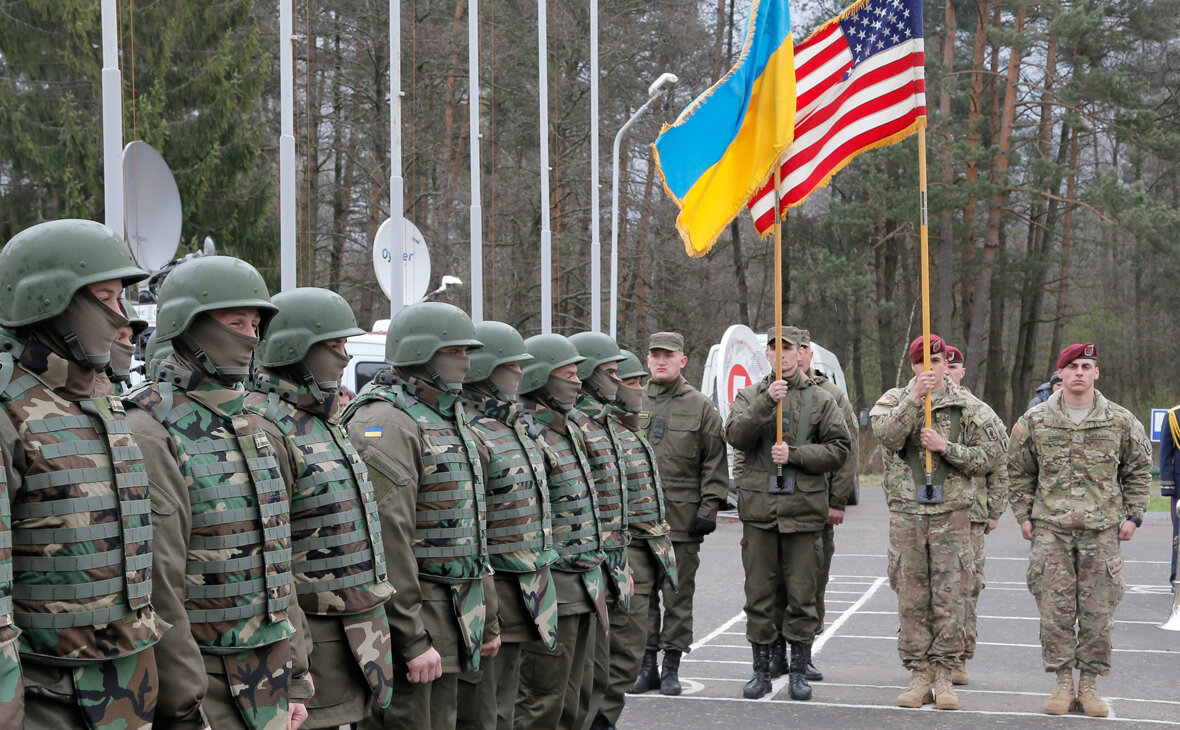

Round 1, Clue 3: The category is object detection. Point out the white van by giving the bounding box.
[343,319,392,394]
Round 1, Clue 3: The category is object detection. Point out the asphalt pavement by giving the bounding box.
[618,485,1179,728]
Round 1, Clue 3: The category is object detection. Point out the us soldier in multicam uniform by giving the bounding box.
[943,345,1008,686]
[727,326,850,703]
[597,350,677,730]
[871,334,1006,712]
[1008,342,1150,717]
[632,332,728,698]
[568,331,631,729]
[342,302,494,730]
[514,334,607,730]
[126,255,312,730]
[243,288,396,729]
[0,220,168,730]
[455,321,559,730]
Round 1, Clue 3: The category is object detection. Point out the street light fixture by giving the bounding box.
[610,72,678,340]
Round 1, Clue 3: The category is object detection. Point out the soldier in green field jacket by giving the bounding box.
[727,326,850,703]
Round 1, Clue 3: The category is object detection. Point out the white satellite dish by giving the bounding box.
[372,218,432,305]
[123,141,182,271]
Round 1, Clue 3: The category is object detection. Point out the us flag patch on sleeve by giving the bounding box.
[876,393,898,406]
[1011,423,1023,441]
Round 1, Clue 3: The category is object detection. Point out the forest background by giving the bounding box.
[2,0,1179,430]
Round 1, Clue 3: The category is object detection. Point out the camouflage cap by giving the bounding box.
[767,326,802,347]
[648,331,684,352]
[798,329,811,347]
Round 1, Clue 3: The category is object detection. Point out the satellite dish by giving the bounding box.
[123,141,182,271]
[372,218,431,305]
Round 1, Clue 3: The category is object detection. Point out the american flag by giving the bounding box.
[747,0,925,232]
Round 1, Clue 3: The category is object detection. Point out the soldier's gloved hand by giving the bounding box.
[687,516,717,537]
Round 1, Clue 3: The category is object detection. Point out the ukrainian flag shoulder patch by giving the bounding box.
[365,427,383,438]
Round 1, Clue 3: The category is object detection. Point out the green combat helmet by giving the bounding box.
[257,287,364,367]
[520,333,585,395]
[0,219,147,365]
[152,255,277,380]
[256,287,364,402]
[465,321,532,383]
[0,219,147,327]
[123,297,149,338]
[569,330,625,402]
[385,302,482,366]
[617,349,647,380]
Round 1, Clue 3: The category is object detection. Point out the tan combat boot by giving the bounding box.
[896,667,933,708]
[1077,672,1110,718]
[1043,669,1075,715]
[933,665,960,710]
[950,666,969,685]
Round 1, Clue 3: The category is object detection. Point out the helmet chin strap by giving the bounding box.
[178,333,252,381]
[53,320,95,367]
[297,363,333,404]
[583,377,614,404]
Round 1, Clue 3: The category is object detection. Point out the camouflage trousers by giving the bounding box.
[887,509,972,671]
[741,524,823,645]
[646,540,700,652]
[23,650,157,730]
[599,543,660,725]
[0,640,21,730]
[1027,525,1125,676]
[963,522,988,660]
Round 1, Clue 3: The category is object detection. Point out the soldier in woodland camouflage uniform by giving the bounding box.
[0,445,19,729]
[1008,343,1150,717]
[455,321,559,730]
[596,350,677,730]
[0,220,168,730]
[944,345,1008,686]
[871,334,1006,711]
[342,302,494,730]
[727,326,850,703]
[126,255,312,730]
[514,334,607,730]
[633,332,728,698]
[568,331,631,729]
[243,288,396,728]
[94,298,147,398]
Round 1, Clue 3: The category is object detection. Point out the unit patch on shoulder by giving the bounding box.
[365,426,383,438]
[254,432,271,451]
[637,412,649,420]
[109,397,125,415]
[876,393,899,407]
[1011,423,1023,442]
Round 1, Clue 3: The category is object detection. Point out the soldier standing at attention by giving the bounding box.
[943,345,1008,686]
[567,331,630,728]
[1008,343,1150,717]
[631,332,728,697]
[455,321,559,730]
[125,255,312,730]
[0,220,167,729]
[94,298,148,397]
[243,288,396,729]
[596,351,677,730]
[342,302,494,730]
[514,334,606,730]
[871,334,1006,711]
[726,326,850,702]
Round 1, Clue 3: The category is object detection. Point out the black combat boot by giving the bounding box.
[629,649,661,694]
[806,657,824,681]
[660,649,683,695]
[742,643,773,699]
[589,712,616,730]
[788,642,813,701]
[768,636,787,679]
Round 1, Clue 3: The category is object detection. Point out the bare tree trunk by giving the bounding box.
[959,0,989,351]
[964,1,1024,392]
[1051,128,1080,357]
[936,0,957,337]
[729,221,750,324]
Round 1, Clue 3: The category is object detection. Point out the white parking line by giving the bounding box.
[852,609,1159,625]
[837,553,1170,566]
[824,634,1179,654]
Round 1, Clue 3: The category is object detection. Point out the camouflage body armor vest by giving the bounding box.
[0,355,162,661]
[609,413,668,538]
[530,406,603,573]
[0,449,21,721]
[127,366,293,652]
[243,380,392,614]
[572,396,629,551]
[350,375,488,582]
[462,396,556,574]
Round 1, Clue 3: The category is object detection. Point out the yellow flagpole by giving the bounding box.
[774,162,784,462]
[917,120,934,490]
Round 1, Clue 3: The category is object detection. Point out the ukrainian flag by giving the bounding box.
[653,0,795,257]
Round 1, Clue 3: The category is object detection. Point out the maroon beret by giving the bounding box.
[909,334,945,365]
[1057,342,1097,369]
[945,346,964,365]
